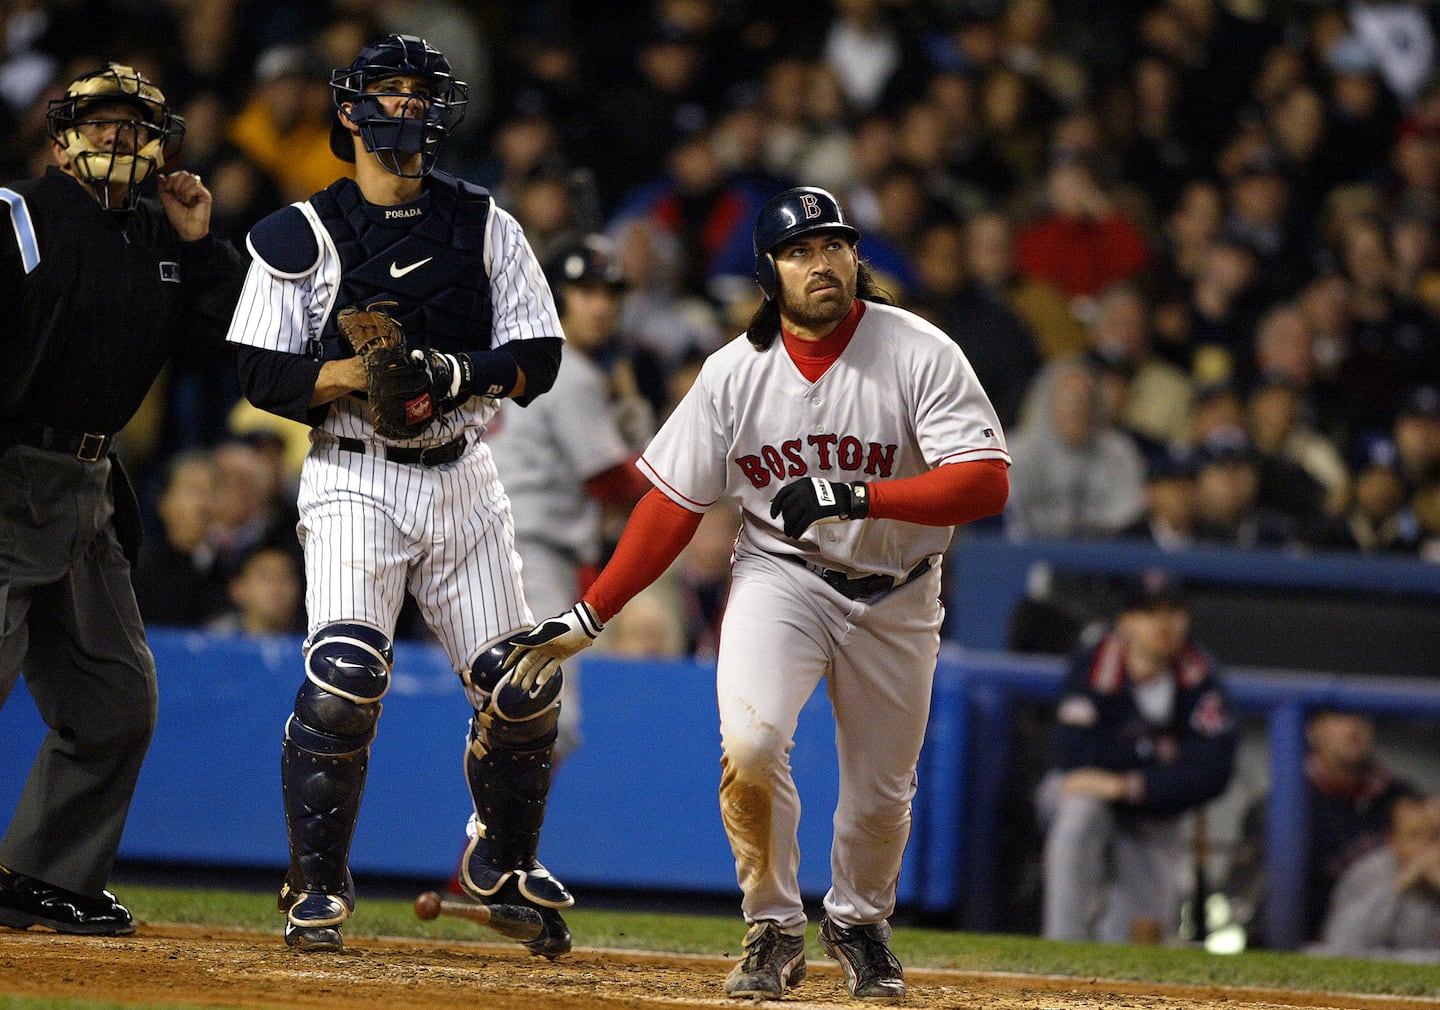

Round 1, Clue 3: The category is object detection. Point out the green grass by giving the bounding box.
[131,885,1440,997]
[4,884,1438,1009]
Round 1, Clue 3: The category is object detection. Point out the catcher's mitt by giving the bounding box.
[336,301,436,440]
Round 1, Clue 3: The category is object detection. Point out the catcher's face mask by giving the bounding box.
[45,63,185,211]
[330,34,468,178]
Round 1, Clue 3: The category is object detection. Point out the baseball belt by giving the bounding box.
[790,556,934,601]
[336,433,467,467]
[3,422,113,462]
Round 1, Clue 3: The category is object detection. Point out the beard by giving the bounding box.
[778,272,856,331]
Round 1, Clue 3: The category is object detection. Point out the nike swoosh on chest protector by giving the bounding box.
[389,256,434,278]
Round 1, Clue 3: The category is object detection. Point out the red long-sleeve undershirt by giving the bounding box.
[583,459,1009,623]
[583,455,652,506]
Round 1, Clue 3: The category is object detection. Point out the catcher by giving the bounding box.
[224,34,570,955]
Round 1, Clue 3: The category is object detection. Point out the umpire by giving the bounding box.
[0,63,244,934]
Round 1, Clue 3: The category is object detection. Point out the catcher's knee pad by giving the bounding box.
[281,623,391,899]
[462,639,562,758]
[292,622,393,744]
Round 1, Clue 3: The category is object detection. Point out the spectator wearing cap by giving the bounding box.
[1191,426,1295,548]
[228,44,346,202]
[1311,437,1419,553]
[1038,570,1238,943]
[1122,447,1198,550]
[1392,385,1440,490]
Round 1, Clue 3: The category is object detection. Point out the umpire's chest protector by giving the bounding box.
[312,173,494,357]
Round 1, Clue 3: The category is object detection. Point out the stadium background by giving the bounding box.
[1,0,1440,1000]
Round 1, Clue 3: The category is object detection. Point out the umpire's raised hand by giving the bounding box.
[503,602,605,691]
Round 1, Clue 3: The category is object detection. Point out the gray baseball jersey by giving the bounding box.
[637,300,1009,929]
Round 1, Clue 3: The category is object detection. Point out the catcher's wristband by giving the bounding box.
[467,350,520,398]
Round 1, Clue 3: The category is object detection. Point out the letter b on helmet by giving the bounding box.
[752,186,860,299]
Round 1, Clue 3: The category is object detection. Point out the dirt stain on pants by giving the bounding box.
[719,753,772,890]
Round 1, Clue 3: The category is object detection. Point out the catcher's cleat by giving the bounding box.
[281,885,354,954]
[284,920,345,952]
[458,841,571,958]
[818,914,906,1001]
[460,834,573,908]
[723,920,806,1000]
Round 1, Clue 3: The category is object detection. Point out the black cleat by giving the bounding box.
[818,914,906,1001]
[284,921,345,952]
[723,920,807,999]
[0,865,135,936]
[281,888,353,954]
[459,836,572,959]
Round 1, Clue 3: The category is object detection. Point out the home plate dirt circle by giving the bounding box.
[0,924,1436,1010]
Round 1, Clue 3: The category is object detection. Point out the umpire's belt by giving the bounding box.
[336,434,467,466]
[790,556,934,601]
[4,423,113,462]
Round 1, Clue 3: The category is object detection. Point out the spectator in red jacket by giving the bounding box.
[1015,154,1151,305]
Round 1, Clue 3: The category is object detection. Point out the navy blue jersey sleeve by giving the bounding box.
[504,336,562,406]
[236,344,324,424]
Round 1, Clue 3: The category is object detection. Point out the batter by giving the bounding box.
[225,34,572,956]
[506,186,1011,1000]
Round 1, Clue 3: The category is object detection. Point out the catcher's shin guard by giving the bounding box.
[279,623,391,926]
[460,642,572,910]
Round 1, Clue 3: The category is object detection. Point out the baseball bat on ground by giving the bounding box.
[413,890,545,942]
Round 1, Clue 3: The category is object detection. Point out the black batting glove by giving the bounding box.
[410,348,476,414]
[770,477,871,539]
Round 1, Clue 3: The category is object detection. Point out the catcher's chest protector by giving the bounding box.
[312,175,494,357]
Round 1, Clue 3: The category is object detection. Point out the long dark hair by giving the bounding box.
[744,260,893,350]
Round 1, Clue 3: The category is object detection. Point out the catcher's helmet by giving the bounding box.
[545,234,626,314]
[45,63,185,210]
[752,186,859,299]
[330,34,468,178]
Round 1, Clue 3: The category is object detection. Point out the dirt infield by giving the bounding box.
[2,924,1439,1010]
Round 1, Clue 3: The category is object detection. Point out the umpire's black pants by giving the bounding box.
[0,445,157,896]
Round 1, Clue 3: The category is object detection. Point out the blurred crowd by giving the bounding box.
[9,0,1440,642]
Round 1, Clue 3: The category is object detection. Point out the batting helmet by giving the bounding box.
[752,186,860,299]
[330,34,468,178]
[545,234,625,314]
[45,63,185,210]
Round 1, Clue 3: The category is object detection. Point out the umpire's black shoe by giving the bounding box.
[723,920,807,999]
[818,914,906,1001]
[0,865,136,936]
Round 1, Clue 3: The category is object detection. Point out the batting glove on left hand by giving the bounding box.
[503,602,604,692]
[770,477,871,539]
